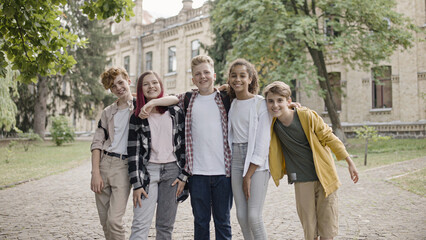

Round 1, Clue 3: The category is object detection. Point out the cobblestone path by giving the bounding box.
[0,157,425,239]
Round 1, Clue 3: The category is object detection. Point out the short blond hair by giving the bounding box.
[100,67,129,90]
[263,81,292,99]
[191,55,214,73]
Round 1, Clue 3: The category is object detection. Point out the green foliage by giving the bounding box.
[0,62,19,131]
[0,0,134,83]
[8,0,121,134]
[50,116,75,146]
[13,82,36,133]
[56,0,119,121]
[209,0,421,142]
[355,125,391,142]
[0,0,81,83]
[4,140,17,164]
[17,129,43,152]
[82,0,135,22]
[209,0,420,91]
[355,125,391,165]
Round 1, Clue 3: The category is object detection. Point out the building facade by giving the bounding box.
[298,0,426,138]
[106,0,425,138]
[106,0,211,95]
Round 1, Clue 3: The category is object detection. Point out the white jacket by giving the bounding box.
[228,95,271,176]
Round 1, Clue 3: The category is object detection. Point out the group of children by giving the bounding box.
[90,55,359,240]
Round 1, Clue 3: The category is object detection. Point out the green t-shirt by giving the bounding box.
[273,110,318,183]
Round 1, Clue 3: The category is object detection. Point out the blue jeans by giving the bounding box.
[188,175,233,240]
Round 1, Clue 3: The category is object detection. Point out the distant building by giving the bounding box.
[105,0,425,138]
[106,0,211,94]
[298,0,426,138]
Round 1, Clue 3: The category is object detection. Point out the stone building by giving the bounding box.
[298,0,426,138]
[106,0,211,94]
[106,0,425,138]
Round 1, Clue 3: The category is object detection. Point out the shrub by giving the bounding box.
[355,126,391,166]
[17,129,43,151]
[50,116,75,146]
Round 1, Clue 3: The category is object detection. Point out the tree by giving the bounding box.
[0,62,19,132]
[54,0,119,122]
[0,0,134,83]
[1,0,134,138]
[209,0,420,142]
[355,126,390,166]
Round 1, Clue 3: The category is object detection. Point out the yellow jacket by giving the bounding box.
[269,107,349,197]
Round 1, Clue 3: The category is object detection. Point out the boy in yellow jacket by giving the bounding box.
[263,81,359,240]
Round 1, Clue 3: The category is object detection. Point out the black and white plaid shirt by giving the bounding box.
[127,104,186,191]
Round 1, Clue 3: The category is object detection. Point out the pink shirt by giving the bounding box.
[147,111,177,164]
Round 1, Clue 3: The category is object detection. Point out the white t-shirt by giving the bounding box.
[229,98,254,143]
[148,111,176,164]
[107,108,130,154]
[191,92,226,175]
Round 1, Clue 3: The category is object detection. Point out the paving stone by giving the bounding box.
[0,157,425,239]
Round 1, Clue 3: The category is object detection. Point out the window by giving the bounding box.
[145,52,152,71]
[191,40,200,59]
[372,66,392,108]
[325,16,340,38]
[124,56,130,74]
[168,46,177,73]
[324,4,340,39]
[328,72,342,111]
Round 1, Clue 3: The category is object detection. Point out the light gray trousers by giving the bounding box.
[231,143,270,240]
[130,162,180,240]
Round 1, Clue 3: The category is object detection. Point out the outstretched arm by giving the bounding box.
[345,156,359,183]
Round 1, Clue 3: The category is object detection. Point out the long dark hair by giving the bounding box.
[134,71,167,117]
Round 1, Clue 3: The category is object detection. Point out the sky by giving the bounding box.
[143,0,209,19]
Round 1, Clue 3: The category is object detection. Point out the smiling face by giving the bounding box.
[266,92,292,119]
[142,73,162,101]
[228,65,252,96]
[110,74,131,100]
[192,62,216,95]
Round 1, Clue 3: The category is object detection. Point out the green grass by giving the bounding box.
[337,138,426,196]
[389,168,426,197]
[0,140,91,188]
[338,138,426,170]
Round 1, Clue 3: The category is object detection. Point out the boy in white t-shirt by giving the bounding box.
[141,55,232,240]
[90,67,133,240]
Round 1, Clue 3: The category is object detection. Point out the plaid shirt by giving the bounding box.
[127,105,186,191]
[177,89,232,177]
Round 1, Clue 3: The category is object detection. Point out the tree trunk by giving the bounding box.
[34,75,48,139]
[364,138,368,166]
[307,47,347,143]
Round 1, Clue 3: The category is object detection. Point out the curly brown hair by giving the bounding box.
[226,58,259,99]
[100,67,130,90]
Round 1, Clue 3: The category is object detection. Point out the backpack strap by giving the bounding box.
[183,91,192,114]
[219,90,231,113]
[97,119,109,141]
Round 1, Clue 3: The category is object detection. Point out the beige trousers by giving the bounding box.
[95,155,131,240]
[294,181,338,240]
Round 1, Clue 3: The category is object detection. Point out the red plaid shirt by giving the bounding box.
[177,89,232,177]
